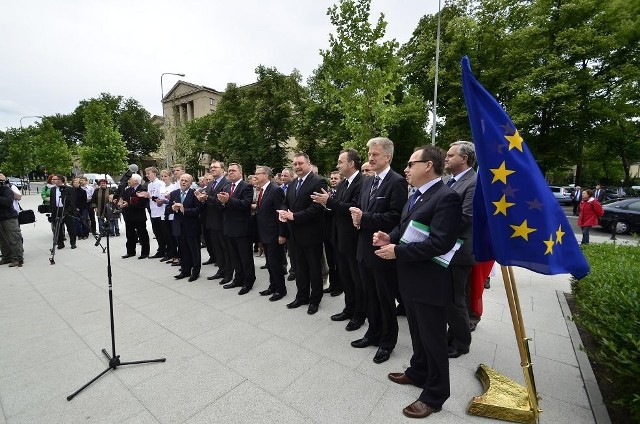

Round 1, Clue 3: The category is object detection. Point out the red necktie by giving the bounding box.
[230,183,236,196]
[257,188,264,207]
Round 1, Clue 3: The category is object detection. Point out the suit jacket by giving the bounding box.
[326,172,362,255]
[120,184,149,222]
[281,173,327,246]
[356,170,407,267]
[49,185,76,212]
[389,180,462,306]
[256,182,287,244]
[169,188,203,237]
[203,176,229,231]
[218,179,253,238]
[444,169,476,266]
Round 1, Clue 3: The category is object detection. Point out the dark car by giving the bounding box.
[599,198,640,234]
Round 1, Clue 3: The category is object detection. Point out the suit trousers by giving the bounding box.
[286,239,296,275]
[208,228,228,275]
[163,219,177,258]
[264,242,286,294]
[337,253,365,322]
[446,265,472,350]
[359,263,399,350]
[150,217,167,256]
[294,243,324,305]
[53,207,76,246]
[403,299,450,409]
[124,220,149,256]
[228,236,255,287]
[178,232,201,277]
[324,239,341,291]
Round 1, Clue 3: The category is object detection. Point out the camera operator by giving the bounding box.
[50,174,77,249]
[0,174,24,266]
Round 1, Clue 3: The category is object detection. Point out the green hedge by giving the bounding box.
[571,243,640,420]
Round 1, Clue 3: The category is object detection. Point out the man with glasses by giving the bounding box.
[349,137,407,364]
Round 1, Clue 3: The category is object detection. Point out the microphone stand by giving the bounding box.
[67,217,166,401]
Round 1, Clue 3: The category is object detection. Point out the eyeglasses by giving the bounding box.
[406,160,429,168]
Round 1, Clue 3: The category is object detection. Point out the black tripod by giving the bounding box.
[49,191,72,265]
[67,217,165,401]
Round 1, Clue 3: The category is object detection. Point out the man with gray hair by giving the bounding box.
[443,140,477,358]
[119,173,150,259]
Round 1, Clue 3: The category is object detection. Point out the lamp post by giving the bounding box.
[431,0,442,145]
[18,115,44,192]
[160,72,185,168]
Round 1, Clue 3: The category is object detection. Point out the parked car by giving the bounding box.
[605,187,626,201]
[598,198,640,234]
[7,177,28,190]
[81,173,118,189]
[550,186,573,205]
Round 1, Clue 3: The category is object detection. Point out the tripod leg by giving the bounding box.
[66,365,113,401]
[119,357,167,366]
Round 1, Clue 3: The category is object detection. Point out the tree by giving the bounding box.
[0,127,35,179]
[33,120,73,176]
[78,101,128,175]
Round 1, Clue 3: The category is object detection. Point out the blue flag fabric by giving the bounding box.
[461,56,590,279]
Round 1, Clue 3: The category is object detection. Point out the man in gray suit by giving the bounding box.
[443,141,477,358]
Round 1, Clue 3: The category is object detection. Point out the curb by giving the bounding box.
[557,290,611,424]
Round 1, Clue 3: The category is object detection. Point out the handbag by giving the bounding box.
[18,204,36,225]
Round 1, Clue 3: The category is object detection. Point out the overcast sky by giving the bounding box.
[0,0,439,131]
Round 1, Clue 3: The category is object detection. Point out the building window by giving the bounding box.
[210,98,216,106]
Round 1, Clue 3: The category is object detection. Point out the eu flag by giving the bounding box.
[461,56,589,279]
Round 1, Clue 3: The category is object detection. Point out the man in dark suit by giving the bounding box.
[279,152,328,315]
[312,149,365,331]
[200,161,232,283]
[49,174,77,249]
[572,185,582,216]
[321,171,343,296]
[217,163,255,295]
[169,173,203,282]
[280,168,296,281]
[254,165,288,301]
[377,145,462,419]
[118,174,150,259]
[594,184,606,203]
[349,137,407,364]
[444,140,477,357]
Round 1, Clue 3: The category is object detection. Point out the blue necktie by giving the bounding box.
[369,176,380,202]
[180,191,186,203]
[295,179,302,196]
[408,190,421,210]
[446,177,456,187]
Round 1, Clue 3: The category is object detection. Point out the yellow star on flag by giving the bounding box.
[544,234,555,255]
[555,224,565,244]
[510,219,537,241]
[505,130,524,152]
[490,161,516,184]
[492,195,516,216]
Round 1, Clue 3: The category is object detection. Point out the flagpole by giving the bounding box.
[430,0,441,145]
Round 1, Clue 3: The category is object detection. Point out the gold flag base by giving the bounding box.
[468,364,538,424]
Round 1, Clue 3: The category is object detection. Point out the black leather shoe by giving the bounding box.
[208,272,224,280]
[57,244,65,249]
[238,286,252,295]
[202,259,215,265]
[174,273,189,280]
[122,254,135,259]
[396,304,406,316]
[260,264,268,269]
[330,290,343,297]
[287,274,296,281]
[188,274,200,282]
[223,281,242,289]
[149,253,164,259]
[484,278,491,289]
[286,299,309,309]
[138,255,148,259]
[373,348,392,364]
[269,292,286,302]
[323,287,332,293]
[159,257,170,262]
[71,244,77,249]
[330,312,351,322]
[447,345,469,358]
[345,320,363,332]
[307,304,319,315]
[469,322,478,332]
[351,337,378,348]
[260,289,274,296]
[219,278,232,285]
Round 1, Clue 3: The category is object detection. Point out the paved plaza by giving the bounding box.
[0,193,605,423]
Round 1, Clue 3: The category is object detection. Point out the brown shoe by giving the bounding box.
[402,400,441,419]
[388,372,420,387]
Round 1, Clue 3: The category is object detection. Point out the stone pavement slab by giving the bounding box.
[0,194,599,423]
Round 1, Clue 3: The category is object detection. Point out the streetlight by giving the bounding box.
[19,115,43,128]
[160,72,185,168]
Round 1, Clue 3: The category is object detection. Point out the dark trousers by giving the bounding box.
[294,243,324,305]
[163,220,177,258]
[338,253,365,322]
[228,236,255,287]
[150,217,167,256]
[88,207,96,234]
[124,220,149,256]
[178,235,201,277]
[324,239,341,292]
[287,239,296,275]
[359,263,399,350]
[208,229,229,276]
[446,265,472,350]
[264,242,286,294]
[404,298,450,409]
[203,225,214,261]
[52,207,76,246]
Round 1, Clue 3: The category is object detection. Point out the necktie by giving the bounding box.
[282,183,288,193]
[180,191,186,203]
[257,187,264,207]
[408,190,422,210]
[446,177,456,187]
[369,176,380,202]
[230,183,236,196]
[295,179,302,196]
